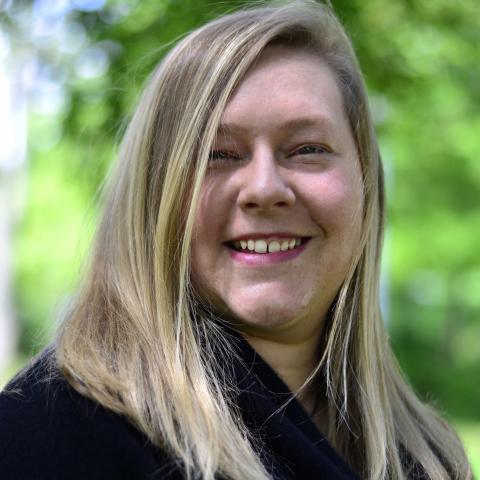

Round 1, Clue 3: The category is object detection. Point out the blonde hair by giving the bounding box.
[56,1,471,479]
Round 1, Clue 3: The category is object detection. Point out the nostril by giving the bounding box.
[246,201,289,208]
[242,199,292,210]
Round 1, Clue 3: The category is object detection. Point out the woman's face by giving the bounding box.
[191,47,364,341]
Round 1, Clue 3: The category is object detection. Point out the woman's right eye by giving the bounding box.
[208,150,240,164]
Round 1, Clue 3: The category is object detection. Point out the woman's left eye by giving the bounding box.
[293,144,331,156]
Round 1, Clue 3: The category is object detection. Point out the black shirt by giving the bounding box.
[0,335,359,479]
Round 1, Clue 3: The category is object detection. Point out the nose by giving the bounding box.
[237,146,295,212]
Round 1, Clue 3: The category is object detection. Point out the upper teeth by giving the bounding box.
[234,238,302,253]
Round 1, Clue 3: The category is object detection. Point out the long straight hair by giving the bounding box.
[56,1,471,479]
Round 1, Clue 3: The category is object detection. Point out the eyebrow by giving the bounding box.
[216,116,336,136]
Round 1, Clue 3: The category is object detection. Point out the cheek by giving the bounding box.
[303,169,364,232]
[190,177,232,277]
[191,186,212,277]
[192,178,224,240]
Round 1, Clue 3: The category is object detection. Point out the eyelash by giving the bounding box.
[208,150,239,161]
[291,144,332,156]
[208,144,332,166]
[208,150,242,167]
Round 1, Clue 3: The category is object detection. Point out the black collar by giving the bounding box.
[223,326,360,480]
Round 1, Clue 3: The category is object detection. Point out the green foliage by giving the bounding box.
[456,422,480,478]
[14,136,98,352]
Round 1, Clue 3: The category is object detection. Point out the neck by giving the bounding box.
[242,328,329,433]
[243,330,322,401]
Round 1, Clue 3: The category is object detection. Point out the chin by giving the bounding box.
[228,302,302,330]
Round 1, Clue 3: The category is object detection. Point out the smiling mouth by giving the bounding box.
[227,237,309,254]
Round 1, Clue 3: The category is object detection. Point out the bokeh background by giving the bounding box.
[0,0,479,471]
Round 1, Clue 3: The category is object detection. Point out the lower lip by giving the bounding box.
[227,240,309,266]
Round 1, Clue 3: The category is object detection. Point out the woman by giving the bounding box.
[0,1,471,479]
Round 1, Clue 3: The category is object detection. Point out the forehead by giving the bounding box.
[220,46,347,134]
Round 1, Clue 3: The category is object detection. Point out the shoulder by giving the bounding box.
[0,349,181,480]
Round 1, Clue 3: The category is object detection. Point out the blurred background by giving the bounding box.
[0,0,479,471]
